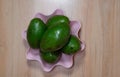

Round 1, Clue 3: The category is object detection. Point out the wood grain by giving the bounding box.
[0,0,120,77]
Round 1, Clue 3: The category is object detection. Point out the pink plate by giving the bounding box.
[22,9,85,72]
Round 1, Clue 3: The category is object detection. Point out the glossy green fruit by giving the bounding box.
[46,15,70,28]
[62,35,81,55]
[41,51,61,63]
[40,23,70,52]
[27,18,46,48]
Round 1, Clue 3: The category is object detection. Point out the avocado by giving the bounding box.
[40,23,70,52]
[41,51,61,63]
[27,18,46,48]
[46,15,70,28]
[62,35,81,55]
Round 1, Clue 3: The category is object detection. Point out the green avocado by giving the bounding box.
[27,18,46,48]
[41,51,61,63]
[46,15,70,28]
[40,23,70,52]
[62,35,81,55]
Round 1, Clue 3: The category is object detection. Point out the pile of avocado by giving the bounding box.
[27,15,81,64]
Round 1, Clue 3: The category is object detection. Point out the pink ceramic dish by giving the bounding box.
[22,9,85,72]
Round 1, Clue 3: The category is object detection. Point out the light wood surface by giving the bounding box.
[0,0,120,77]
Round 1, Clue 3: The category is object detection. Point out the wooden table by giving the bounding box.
[0,0,120,77]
